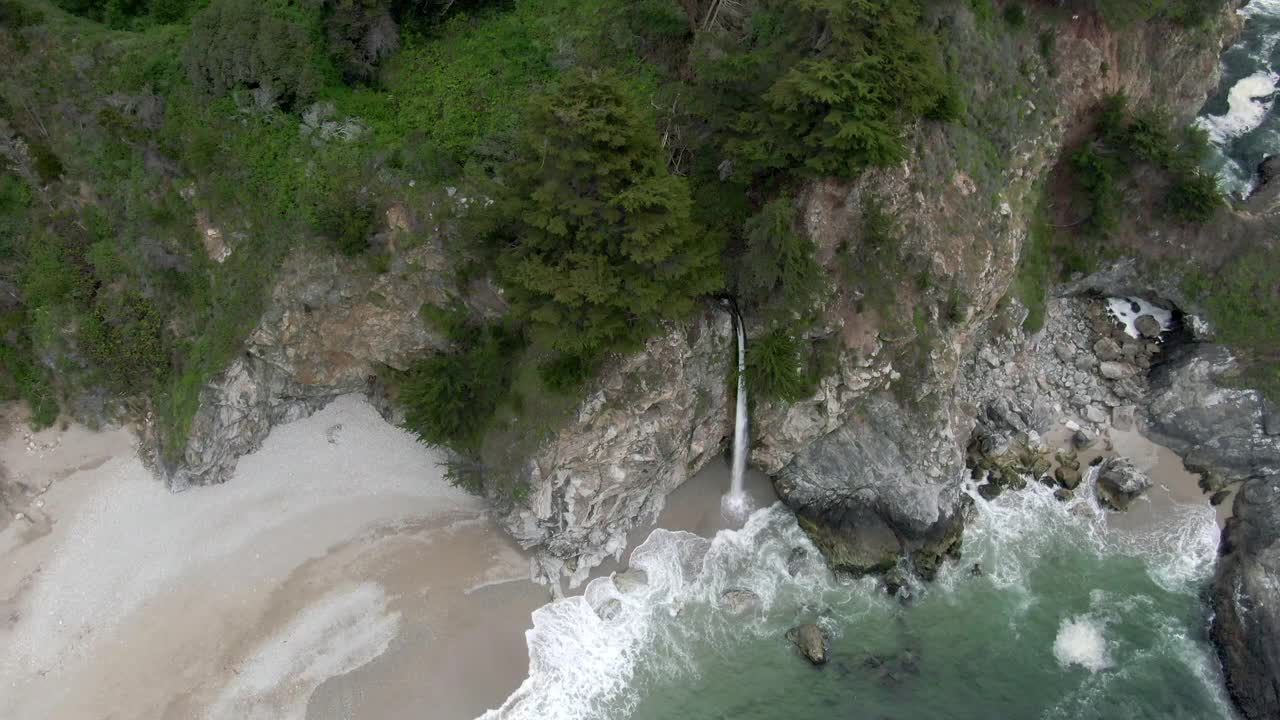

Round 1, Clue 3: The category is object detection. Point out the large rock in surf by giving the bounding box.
[1211,473,1280,720]
[787,623,829,665]
[1145,344,1280,483]
[1094,457,1152,511]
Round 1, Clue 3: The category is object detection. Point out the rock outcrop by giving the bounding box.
[1094,457,1152,511]
[1211,473,1280,720]
[1144,344,1280,483]
[156,239,476,489]
[505,309,735,587]
[787,623,829,665]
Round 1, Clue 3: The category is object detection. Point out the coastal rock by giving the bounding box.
[1135,314,1163,339]
[1094,457,1152,511]
[1055,465,1083,490]
[507,310,734,587]
[720,588,762,615]
[613,569,648,594]
[787,623,829,665]
[1145,344,1280,483]
[1099,361,1138,381]
[776,394,970,578]
[1211,474,1280,720]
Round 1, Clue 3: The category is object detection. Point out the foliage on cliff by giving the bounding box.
[488,71,723,362]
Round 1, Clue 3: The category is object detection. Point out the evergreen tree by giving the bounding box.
[492,71,723,359]
[736,197,822,321]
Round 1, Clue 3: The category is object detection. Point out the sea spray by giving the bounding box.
[487,467,1231,719]
[721,307,752,521]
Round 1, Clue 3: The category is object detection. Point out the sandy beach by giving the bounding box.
[0,396,551,720]
[0,391,1222,720]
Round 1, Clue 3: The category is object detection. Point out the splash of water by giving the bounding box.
[722,307,752,522]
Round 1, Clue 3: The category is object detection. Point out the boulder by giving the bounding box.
[720,588,761,615]
[1072,428,1098,450]
[786,547,809,577]
[1112,404,1136,432]
[787,623,829,665]
[1135,314,1163,339]
[1055,465,1083,490]
[1211,474,1280,720]
[1099,361,1138,381]
[1211,489,1232,507]
[1093,337,1123,362]
[614,569,648,594]
[1054,487,1074,502]
[1094,457,1152,511]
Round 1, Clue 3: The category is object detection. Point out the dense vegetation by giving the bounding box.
[0,0,1254,491]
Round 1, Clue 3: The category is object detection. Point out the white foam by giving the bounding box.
[1105,296,1173,340]
[1196,71,1279,144]
[207,583,401,720]
[1053,616,1112,672]
[1242,0,1280,19]
[481,504,834,720]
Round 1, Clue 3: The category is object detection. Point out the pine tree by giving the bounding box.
[492,71,723,359]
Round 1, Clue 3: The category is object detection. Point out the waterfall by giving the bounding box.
[722,305,752,520]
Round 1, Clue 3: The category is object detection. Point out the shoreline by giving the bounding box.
[0,395,1226,720]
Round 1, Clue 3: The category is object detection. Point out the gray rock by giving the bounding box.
[786,547,809,577]
[787,623,829,665]
[776,394,970,579]
[720,588,761,615]
[1145,344,1280,483]
[1135,314,1163,339]
[1055,465,1083,490]
[613,569,648,594]
[1265,401,1280,437]
[1073,428,1098,450]
[1099,361,1138,381]
[1112,405,1136,432]
[1054,488,1074,502]
[1093,337,1123,362]
[1094,457,1152,511]
[1084,405,1108,424]
[1210,489,1232,507]
[1211,474,1280,720]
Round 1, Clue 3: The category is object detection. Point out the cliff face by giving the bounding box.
[162,3,1240,584]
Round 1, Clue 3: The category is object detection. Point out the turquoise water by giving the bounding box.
[488,473,1233,720]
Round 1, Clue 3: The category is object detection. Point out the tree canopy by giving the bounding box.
[491,71,724,359]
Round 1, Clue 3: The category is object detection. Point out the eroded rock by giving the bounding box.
[1095,457,1152,511]
[787,623,829,665]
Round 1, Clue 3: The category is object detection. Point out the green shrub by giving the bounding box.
[400,322,523,449]
[316,196,377,256]
[1071,142,1121,237]
[696,0,952,179]
[318,0,401,84]
[491,70,723,361]
[1003,4,1026,28]
[735,197,822,321]
[184,0,327,109]
[80,292,168,392]
[537,352,598,394]
[1166,171,1220,224]
[746,327,812,402]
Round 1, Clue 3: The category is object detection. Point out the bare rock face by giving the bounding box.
[158,242,467,489]
[1144,344,1280,483]
[1212,474,1280,720]
[505,310,734,587]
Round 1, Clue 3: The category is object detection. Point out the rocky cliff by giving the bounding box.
[1212,473,1280,720]
[160,2,1242,587]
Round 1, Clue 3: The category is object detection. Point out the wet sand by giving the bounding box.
[0,397,774,720]
[1044,424,1231,528]
[0,397,549,720]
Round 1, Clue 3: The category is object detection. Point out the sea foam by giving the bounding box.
[1053,616,1113,673]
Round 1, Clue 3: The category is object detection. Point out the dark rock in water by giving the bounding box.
[595,598,622,621]
[883,567,909,598]
[1054,488,1074,502]
[1055,465,1083,490]
[720,588,761,615]
[1145,344,1280,484]
[613,569,647,594]
[1135,314,1163,339]
[1211,489,1232,507]
[777,395,973,579]
[1211,474,1280,720]
[1095,457,1152,511]
[969,562,983,577]
[787,623,829,665]
[786,547,809,577]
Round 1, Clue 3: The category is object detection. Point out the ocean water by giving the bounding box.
[1199,0,1280,197]
[488,469,1234,720]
